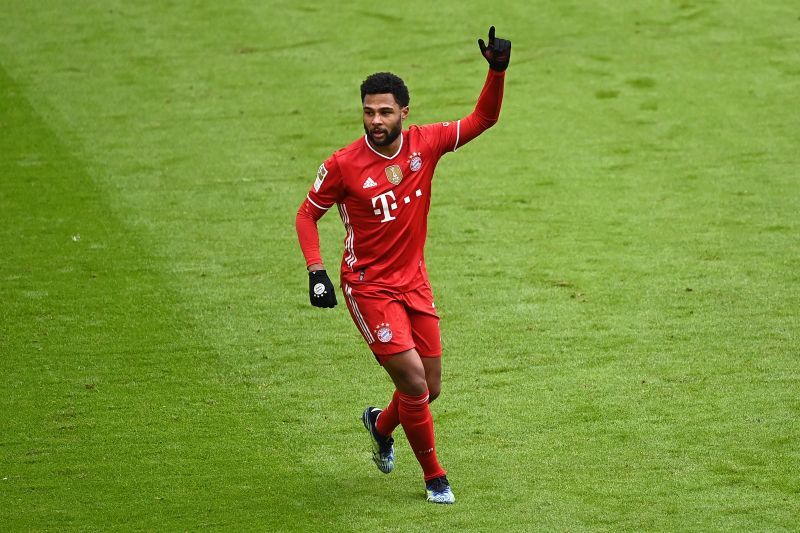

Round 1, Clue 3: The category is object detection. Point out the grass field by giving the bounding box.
[1,1,799,530]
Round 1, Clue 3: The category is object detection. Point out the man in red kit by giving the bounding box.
[295,27,511,504]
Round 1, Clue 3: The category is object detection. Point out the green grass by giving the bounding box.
[2,0,799,530]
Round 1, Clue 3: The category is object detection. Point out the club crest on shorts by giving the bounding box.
[375,322,393,343]
[408,152,423,172]
[385,165,403,185]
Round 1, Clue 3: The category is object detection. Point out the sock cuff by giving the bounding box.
[424,469,448,482]
[398,390,430,406]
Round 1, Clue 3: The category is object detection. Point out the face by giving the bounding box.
[362,93,409,147]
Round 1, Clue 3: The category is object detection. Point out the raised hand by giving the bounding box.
[478,26,511,72]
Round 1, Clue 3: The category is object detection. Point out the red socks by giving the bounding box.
[375,390,400,437]
[375,389,446,481]
[396,390,446,481]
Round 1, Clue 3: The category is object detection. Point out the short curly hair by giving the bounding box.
[360,72,410,107]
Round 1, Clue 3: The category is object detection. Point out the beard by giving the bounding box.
[365,122,402,147]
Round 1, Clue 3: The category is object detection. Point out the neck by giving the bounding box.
[368,133,403,158]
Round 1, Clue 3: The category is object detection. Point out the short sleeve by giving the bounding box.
[306,155,344,211]
[417,121,461,158]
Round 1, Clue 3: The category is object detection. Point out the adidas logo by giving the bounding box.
[363,177,377,189]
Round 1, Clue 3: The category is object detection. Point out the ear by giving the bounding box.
[401,106,409,120]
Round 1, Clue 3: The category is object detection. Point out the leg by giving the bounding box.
[380,349,446,483]
[344,283,450,498]
[381,348,428,396]
[421,356,442,402]
[374,354,440,434]
[404,280,442,402]
[374,349,426,438]
[343,286,413,441]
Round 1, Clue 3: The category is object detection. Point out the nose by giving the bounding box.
[371,114,383,126]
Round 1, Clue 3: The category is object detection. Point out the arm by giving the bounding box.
[296,199,338,308]
[296,198,326,271]
[455,26,511,150]
[456,69,505,149]
[296,160,341,308]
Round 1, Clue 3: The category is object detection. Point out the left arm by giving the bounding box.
[456,68,505,149]
[454,26,512,150]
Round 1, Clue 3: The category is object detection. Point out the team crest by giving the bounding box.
[385,165,403,185]
[409,152,423,172]
[375,323,393,343]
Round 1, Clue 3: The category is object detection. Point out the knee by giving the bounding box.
[397,372,429,397]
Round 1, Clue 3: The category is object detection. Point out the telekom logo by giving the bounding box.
[371,191,398,223]
[371,189,423,223]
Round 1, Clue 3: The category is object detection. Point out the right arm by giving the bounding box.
[295,160,342,308]
[295,197,328,272]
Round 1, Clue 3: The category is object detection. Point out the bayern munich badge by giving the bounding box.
[409,152,423,172]
[385,165,403,185]
[375,323,393,343]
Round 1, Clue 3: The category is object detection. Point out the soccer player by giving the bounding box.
[295,27,511,504]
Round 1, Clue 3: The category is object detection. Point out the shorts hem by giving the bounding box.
[370,344,415,357]
[371,347,442,365]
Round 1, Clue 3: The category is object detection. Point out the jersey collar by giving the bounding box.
[364,132,404,160]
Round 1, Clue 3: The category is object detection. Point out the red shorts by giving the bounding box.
[342,279,442,363]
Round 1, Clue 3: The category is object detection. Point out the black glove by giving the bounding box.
[478,26,511,72]
[308,270,337,308]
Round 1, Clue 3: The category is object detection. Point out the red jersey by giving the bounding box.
[297,69,505,291]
